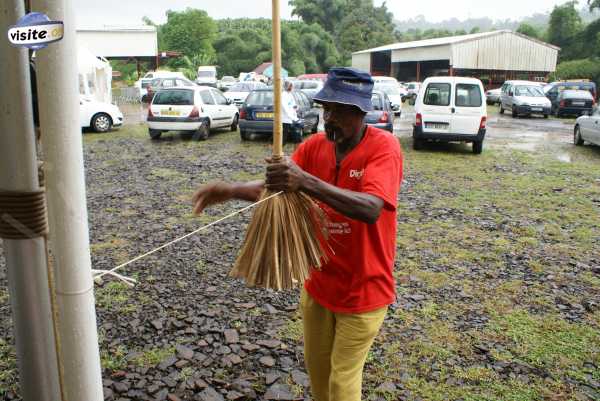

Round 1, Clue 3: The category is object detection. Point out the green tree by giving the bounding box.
[289,0,360,33]
[589,0,600,10]
[160,9,217,68]
[335,1,396,63]
[547,1,583,60]
[516,22,544,40]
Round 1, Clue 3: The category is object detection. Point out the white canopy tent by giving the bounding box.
[77,45,112,103]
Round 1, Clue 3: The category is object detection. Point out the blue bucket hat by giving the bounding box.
[313,67,374,112]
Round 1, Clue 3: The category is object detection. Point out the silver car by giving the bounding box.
[574,107,600,147]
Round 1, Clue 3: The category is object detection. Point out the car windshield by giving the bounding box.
[198,71,215,78]
[153,90,194,105]
[245,91,274,105]
[408,84,416,89]
[221,77,235,82]
[371,93,383,110]
[375,84,400,96]
[515,86,544,97]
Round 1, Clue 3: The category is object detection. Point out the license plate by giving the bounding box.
[572,102,585,106]
[161,109,181,116]
[531,107,542,112]
[425,122,449,129]
[256,112,274,119]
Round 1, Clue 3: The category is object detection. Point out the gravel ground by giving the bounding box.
[1,107,599,401]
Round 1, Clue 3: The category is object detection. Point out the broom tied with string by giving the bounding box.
[229,0,328,290]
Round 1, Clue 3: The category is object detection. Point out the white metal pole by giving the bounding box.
[0,2,62,401]
[31,0,104,400]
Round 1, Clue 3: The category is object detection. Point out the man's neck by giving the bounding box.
[336,124,366,157]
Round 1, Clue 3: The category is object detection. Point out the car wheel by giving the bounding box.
[544,114,549,119]
[311,117,319,134]
[511,109,518,118]
[148,129,161,140]
[284,126,302,143]
[230,114,239,132]
[193,120,210,141]
[499,105,504,114]
[574,126,584,146]
[413,137,424,150]
[554,108,561,118]
[472,140,483,154]
[91,113,112,132]
[240,130,249,141]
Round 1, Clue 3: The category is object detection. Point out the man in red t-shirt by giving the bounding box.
[193,67,403,401]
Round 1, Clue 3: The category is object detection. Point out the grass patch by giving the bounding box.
[100,345,128,371]
[487,309,600,380]
[95,282,133,312]
[131,346,176,368]
[0,339,18,397]
[277,312,303,342]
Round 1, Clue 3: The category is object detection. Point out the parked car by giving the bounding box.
[405,82,421,102]
[196,66,218,87]
[218,76,237,91]
[80,97,123,132]
[143,77,196,103]
[485,88,502,105]
[296,73,328,82]
[551,90,595,117]
[291,80,324,102]
[413,76,487,154]
[365,90,394,133]
[239,88,319,142]
[374,83,403,116]
[134,70,186,101]
[224,82,268,108]
[500,81,551,118]
[146,86,239,141]
[574,107,600,147]
[544,80,597,102]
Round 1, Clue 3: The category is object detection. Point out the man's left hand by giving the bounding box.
[265,157,306,192]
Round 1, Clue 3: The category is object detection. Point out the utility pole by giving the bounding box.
[32,0,104,399]
[0,1,62,400]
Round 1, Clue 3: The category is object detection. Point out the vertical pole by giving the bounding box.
[449,66,454,77]
[31,0,104,400]
[416,61,421,82]
[271,0,283,158]
[0,2,62,400]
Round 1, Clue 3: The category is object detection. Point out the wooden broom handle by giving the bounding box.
[271,0,283,158]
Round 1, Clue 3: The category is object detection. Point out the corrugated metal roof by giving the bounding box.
[353,30,559,55]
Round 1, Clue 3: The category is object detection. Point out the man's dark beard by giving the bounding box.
[325,123,341,142]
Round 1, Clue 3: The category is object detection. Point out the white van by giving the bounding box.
[196,66,218,87]
[413,76,487,154]
[373,76,404,116]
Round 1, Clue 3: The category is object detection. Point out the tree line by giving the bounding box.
[112,0,600,86]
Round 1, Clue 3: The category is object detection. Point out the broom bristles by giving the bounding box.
[230,190,328,290]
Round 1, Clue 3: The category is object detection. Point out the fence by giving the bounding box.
[112,87,141,106]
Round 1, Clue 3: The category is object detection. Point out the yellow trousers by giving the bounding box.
[300,288,387,401]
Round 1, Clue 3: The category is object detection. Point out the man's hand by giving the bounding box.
[192,181,234,215]
[265,157,306,192]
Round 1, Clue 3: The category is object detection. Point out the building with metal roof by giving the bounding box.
[352,30,560,88]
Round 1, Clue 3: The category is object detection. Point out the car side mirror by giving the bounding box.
[226,98,232,105]
[508,90,513,96]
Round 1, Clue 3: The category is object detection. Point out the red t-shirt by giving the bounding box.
[292,126,403,313]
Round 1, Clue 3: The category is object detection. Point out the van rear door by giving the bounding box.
[451,82,484,135]
[421,82,452,133]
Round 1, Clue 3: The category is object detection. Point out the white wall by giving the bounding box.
[76,29,157,58]
[351,53,371,73]
[452,32,558,72]
[391,45,452,63]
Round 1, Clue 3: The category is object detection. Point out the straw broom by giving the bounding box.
[229,0,328,290]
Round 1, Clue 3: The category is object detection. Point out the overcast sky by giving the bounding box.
[74,0,577,27]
